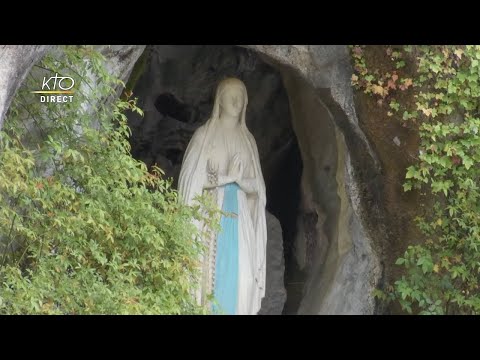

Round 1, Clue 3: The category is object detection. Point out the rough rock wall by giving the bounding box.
[0,45,52,128]
[244,45,384,314]
[0,45,143,130]
[259,211,287,315]
[98,45,146,92]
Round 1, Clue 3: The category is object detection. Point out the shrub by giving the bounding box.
[0,45,216,314]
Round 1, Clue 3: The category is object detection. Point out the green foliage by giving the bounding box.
[0,46,218,314]
[351,45,480,314]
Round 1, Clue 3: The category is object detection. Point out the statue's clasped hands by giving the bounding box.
[227,153,243,184]
[206,154,243,187]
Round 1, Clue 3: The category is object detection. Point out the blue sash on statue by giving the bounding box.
[213,182,240,315]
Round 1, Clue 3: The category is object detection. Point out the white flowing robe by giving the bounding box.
[178,88,267,315]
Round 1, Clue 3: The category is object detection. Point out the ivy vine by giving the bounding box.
[351,45,480,314]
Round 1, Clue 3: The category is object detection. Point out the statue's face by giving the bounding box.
[219,85,244,118]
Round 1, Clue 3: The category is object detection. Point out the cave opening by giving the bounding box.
[126,45,329,314]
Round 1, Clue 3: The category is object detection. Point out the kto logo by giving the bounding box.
[31,73,75,103]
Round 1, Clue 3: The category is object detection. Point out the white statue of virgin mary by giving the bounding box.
[178,77,267,315]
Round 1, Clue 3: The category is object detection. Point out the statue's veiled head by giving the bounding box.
[211,78,248,126]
